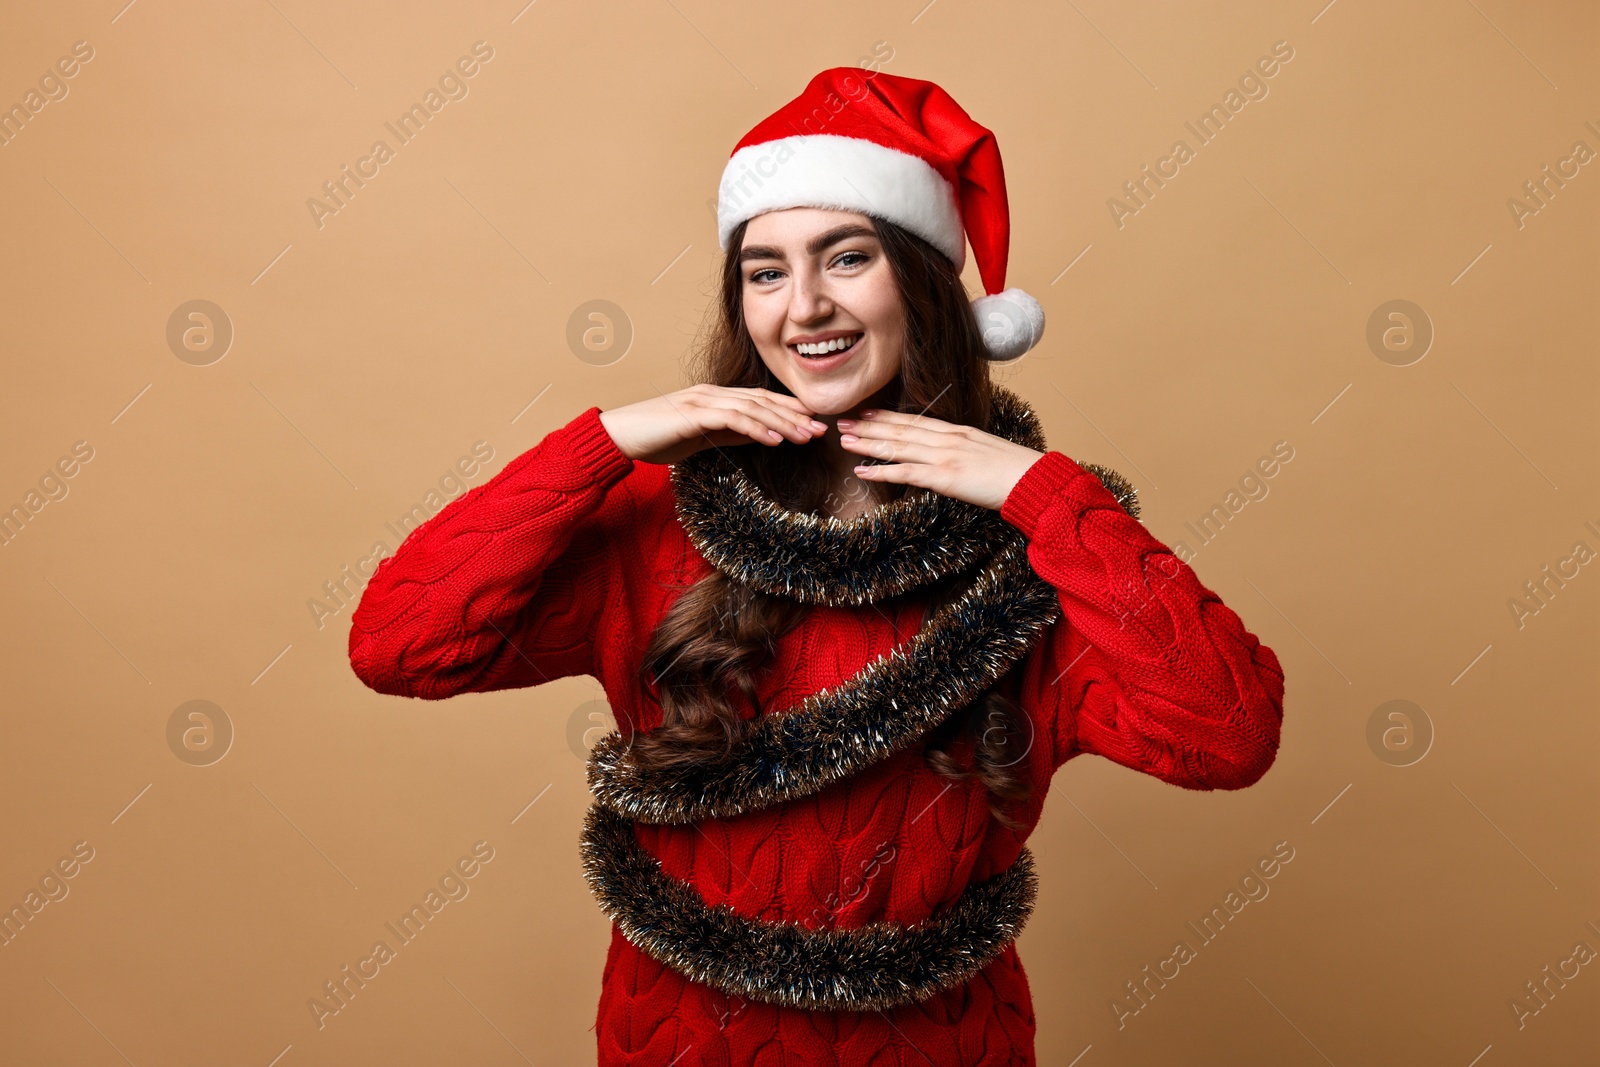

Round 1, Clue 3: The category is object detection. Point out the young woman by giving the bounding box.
[349,69,1285,1066]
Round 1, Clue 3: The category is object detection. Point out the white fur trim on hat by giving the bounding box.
[716,135,966,269]
[972,287,1045,361]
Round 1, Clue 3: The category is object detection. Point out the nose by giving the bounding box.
[788,266,833,325]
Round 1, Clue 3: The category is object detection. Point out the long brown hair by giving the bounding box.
[629,214,1036,830]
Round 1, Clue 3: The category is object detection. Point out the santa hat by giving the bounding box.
[715,68,1044,362]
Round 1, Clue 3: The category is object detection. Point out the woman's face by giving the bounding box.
[739,208,904,416]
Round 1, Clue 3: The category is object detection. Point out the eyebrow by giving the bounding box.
[738,223,879,264]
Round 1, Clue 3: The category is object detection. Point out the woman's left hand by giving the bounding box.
[836,409,1046,512]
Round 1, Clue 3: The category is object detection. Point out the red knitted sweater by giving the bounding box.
[347,404,1285,1066]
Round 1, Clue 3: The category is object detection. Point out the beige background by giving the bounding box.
[1,0,1595,1063]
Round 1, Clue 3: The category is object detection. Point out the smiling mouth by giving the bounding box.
[791,332,864,359]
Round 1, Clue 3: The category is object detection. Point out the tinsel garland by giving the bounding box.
[586,537,1061,824]
[579,384,1140,1011]
[668,385,1047,606]
[579,803,1040,1012]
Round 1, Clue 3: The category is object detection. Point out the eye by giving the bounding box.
[749,268,782,284]
[832,251,870,269]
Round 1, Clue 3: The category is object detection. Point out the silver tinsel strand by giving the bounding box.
[579,803,1041,1013]
[580,384,1139,1010]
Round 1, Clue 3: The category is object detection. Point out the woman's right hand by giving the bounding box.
[598,385,829,465]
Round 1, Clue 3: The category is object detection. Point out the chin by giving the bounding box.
[786,382,874,416]
[774,368,897,414]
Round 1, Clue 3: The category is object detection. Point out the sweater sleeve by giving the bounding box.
[348,405,636,699]
[1001,451,1285,790]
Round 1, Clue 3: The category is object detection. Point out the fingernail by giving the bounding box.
[859,410,877,418]
[836,419,855,428]
[809,420,827,431]
[840,433,857,442]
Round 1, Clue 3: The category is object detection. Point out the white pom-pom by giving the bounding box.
[971,287,1045,361]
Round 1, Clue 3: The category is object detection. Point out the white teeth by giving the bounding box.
[795,333,862,356]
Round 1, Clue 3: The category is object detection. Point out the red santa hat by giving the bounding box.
[715,68,1045,362]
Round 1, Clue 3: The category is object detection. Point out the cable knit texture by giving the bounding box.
[348,405,1286,1066]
